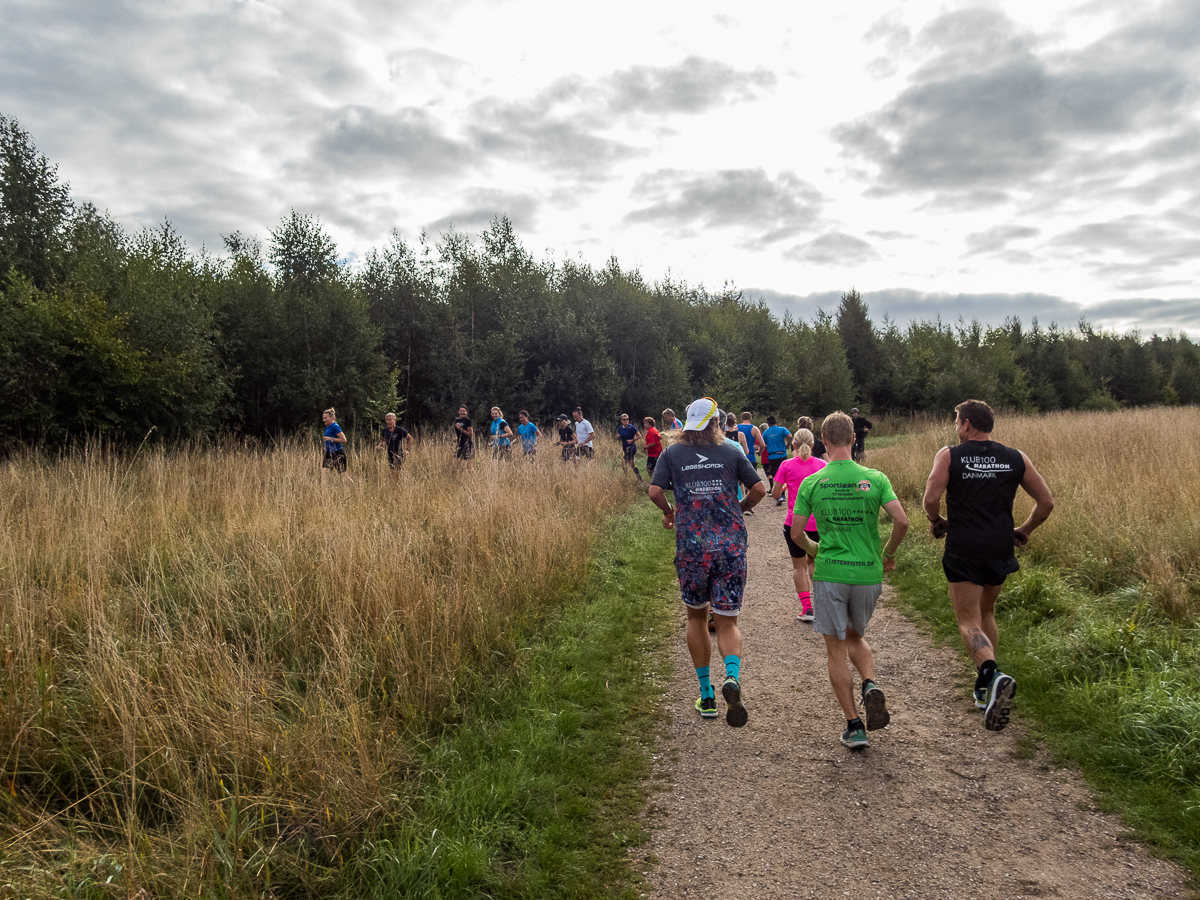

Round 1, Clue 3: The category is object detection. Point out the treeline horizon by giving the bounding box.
[3,112,1199,449]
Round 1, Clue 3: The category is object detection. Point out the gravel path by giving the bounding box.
[641,496,1192,900]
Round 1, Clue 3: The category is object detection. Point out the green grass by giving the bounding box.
[338,504,677,899]
[887,530,1200,884]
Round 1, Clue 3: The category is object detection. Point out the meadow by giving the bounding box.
[872,406,1200,876]
[0,435,672,897]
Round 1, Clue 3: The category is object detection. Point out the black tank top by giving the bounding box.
[946,440,1026,560]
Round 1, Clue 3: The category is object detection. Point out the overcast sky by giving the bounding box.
[3,0,1198,334]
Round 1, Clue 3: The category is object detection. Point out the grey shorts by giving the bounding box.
[812,581,882,641]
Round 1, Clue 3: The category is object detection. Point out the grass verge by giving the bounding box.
[341,504,678,899]
[887,531,1200,884]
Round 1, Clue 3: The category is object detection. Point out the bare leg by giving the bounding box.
[711,612,743,661]
[949,581,1004,666]
[823,628,875,720]
[791,556,811,596]
[685,605,712,669]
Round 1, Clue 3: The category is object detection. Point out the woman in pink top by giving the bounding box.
[771,429,826,621]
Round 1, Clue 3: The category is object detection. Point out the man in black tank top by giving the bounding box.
[922,400,1054,733]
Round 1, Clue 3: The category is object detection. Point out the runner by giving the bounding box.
[573,408,595,461]
[771,429,826,621]
[724,412,749,455]
[760,415,792,497]
[921,399,1054,732]
[643,417,663,475]
[792,411,908,749]
[617,413,644,483]
[662,408,683,431]
[320,407,352,483]
[649,397,767,728]
[489,406,514,461]
[555,414,578,465]
[850,408,873,461]
[452,405,474,463]
[797,416,827,461]
[376,412,412,480]
[516,410,540,461]
[738,412,765,472]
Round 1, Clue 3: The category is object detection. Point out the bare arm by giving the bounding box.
[771,478,786,500]
[881,498,909,571]
[741,480,767,512]
[1015,453,1054,545]
[922,447,951,538]
[648,484,675,530]
[752,427,765,453]
[405,432,414,449]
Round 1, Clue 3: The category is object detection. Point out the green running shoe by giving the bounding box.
[841,724,869,749]
[695,695,717,718]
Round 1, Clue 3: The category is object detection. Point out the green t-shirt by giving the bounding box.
[794,459,898,586]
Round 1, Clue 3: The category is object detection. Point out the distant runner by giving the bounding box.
[489,406,514,461]
[760,415,792,498]
[617,413,644,483]
[662,408,683,431]
[649,397,767,728]
[850,408,873,461]
[376,412,412,480]
[573,408,595,461]
[643,417,663,475]
[798,416,827,461]
[516,410,540,460]
[793,411,908,750]
[452,406,474,463]
[738,412,765,471]
[922,399,1054,732]
[320,407,352,483]
[556,414,578,464]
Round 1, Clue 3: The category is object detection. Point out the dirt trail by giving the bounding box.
[642,498,1192,900]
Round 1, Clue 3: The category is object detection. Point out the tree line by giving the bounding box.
[2,113,1198,449]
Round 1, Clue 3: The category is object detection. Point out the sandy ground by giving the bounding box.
[640,490,1193,900]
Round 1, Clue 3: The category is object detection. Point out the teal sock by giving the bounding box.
[696,666,714,699]
[724,655,741,681]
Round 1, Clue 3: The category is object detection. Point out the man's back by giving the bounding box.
[946,440,1025,559]
[795,459,897,585]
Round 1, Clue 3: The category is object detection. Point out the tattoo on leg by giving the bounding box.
[968,629,993,652]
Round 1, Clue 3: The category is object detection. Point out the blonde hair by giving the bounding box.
[822,412,854,447]
[793,428,814,461]
[324,407,336,418]
[796,416,813,431]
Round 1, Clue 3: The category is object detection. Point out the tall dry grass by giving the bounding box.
[869,406,1200,617]
[0,435,636,895]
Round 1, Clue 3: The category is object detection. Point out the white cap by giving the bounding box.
[683,397,718,431]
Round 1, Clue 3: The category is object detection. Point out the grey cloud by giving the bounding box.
[425,188,539,233]
[835,5,1198,199]
[624,169,823,245]
[785,233,879,266]
[1051,215,1200,280]
[312,106,473,177]
[605,57,775,115]
[965,224,1041,256]
[747,287,1200,335]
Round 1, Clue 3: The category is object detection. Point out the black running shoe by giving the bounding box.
[695,696,717,718]
[722,676,748,728]
[984,673,1016,732]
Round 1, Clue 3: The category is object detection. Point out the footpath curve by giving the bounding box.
[642,498,1192,900]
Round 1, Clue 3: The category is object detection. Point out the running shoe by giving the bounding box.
[721,676,748,728]
[797,608,814,622]
[862,683,891,731]
[973,685,987,709]
[695,696,717,718]
[983,672,1016,731]
[776,496,785,507]
[840,724,869,749]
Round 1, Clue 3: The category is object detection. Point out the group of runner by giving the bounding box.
[649,396,1054,751]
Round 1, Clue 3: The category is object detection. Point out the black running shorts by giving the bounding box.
[942,552,1019,587]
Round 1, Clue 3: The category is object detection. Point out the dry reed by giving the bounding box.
[0,434,636,894]
[869,406,1200,617]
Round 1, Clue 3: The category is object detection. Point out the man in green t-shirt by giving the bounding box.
[792,411,908,750]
